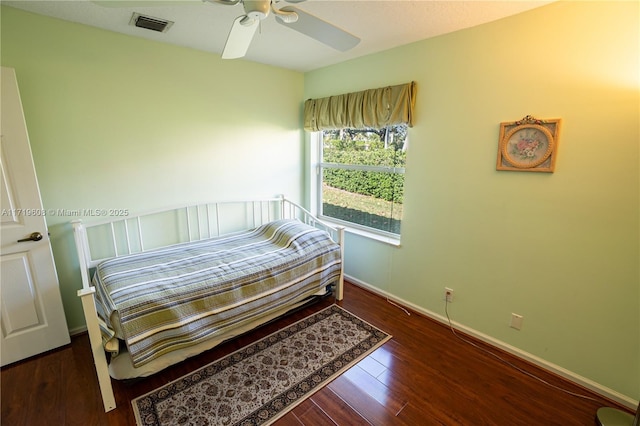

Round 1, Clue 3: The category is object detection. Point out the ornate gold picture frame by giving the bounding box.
[496,115,561,173]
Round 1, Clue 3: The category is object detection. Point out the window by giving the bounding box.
[317,124,407,238]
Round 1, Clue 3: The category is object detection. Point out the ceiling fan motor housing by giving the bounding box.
[243,0,270,20]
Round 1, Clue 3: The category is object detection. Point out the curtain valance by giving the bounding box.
[303,81,416,132]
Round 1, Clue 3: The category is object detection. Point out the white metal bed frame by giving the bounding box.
[72,196,344,412]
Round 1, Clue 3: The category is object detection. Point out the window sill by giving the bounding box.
[319,217,401,247]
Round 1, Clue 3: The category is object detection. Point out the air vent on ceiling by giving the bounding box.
[130,13,174,33]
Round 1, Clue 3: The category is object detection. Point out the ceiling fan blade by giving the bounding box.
[276,6,359,52]
[222,15,259,59]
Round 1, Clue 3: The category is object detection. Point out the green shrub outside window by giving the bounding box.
[319,125,407,236]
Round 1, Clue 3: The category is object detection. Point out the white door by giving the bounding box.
[0,67,70,366]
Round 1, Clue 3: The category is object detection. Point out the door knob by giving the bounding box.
[17,232,43,243]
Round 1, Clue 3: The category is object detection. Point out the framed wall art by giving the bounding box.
[496,115,561,173]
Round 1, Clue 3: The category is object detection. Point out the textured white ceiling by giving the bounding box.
[3,0,555,72]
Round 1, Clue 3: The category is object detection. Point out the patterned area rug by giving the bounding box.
[132,304,391,426]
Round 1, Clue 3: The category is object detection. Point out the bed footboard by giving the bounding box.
[72,220,116,412]
[78,288,116,412]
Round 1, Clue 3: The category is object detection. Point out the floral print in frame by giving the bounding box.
[496,115,561,172]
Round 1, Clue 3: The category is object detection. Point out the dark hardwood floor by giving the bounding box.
[1,281,633,425]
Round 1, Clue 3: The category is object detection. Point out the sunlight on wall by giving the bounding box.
[304,0,639,403]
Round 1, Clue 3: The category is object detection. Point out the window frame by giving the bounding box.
[312,126,407,246]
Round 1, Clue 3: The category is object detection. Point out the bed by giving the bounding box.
[72,196,344,412]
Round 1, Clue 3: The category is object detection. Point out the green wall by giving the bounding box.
[305,1,639,403]
[2,0,638,406]
[1,6,304,332]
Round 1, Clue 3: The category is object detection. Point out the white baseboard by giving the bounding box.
[69,325,87,336]
[345,274,638,410]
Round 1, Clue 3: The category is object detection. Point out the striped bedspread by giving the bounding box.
[92,219,342,367]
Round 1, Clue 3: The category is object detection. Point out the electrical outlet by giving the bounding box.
[444,287,454,303]
[510,313,523,330]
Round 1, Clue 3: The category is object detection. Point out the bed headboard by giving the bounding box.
[72,195,344,290]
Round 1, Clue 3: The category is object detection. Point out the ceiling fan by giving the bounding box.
[208,0,360,59]
[95,0,360,60]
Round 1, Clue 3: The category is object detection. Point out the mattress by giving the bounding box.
[92,219,342,368]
